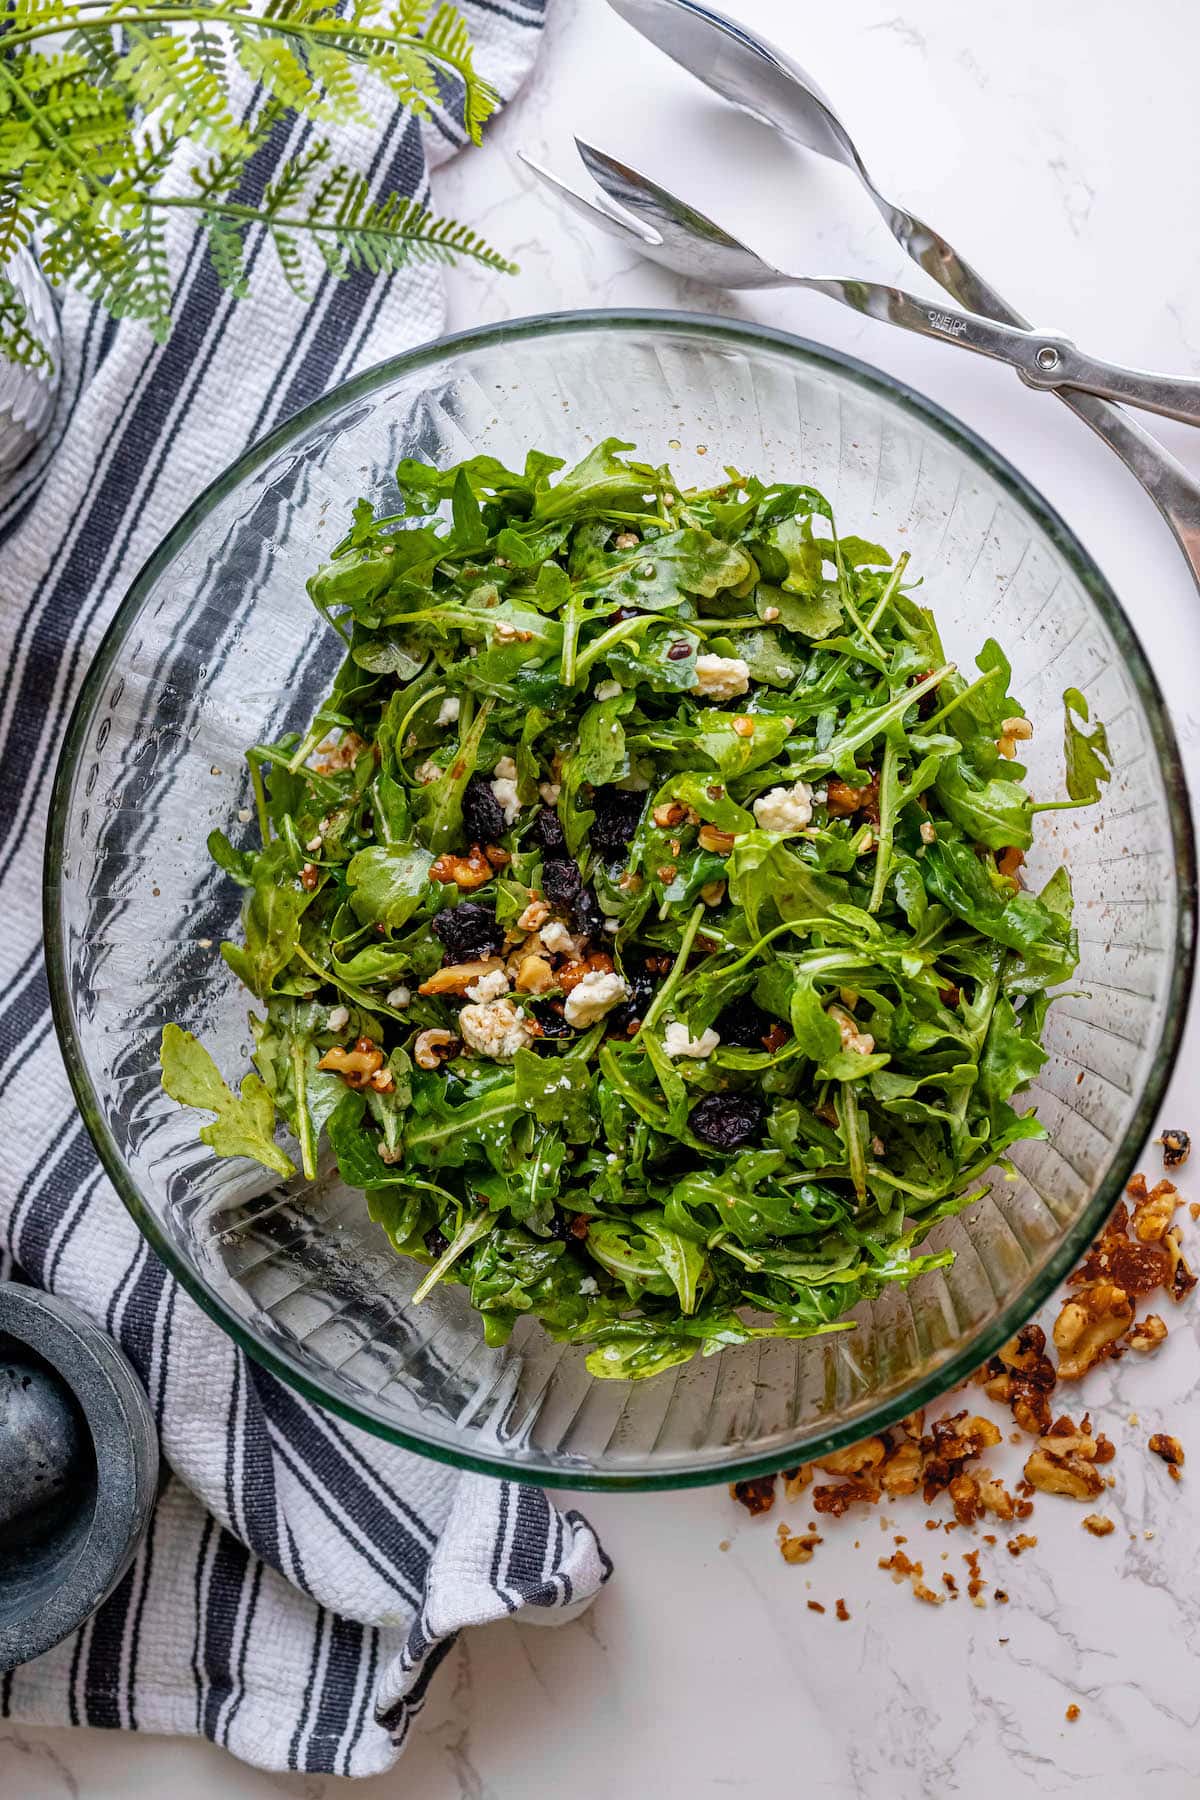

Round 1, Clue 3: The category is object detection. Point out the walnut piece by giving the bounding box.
[817,1437,887,1480]
[1148,1433,1185,1480]
[697,824,737,854]
[781,1465,812,1502]
[730,1476,776,1516]
[316,1036,383,1089]
[1128,1176,1181,1244]
[418,957,506,996]
[1024,1419,1106,1500]
[1164,1227,1198,1303]
[515,953,555,993]
[1053,1281,1133,1379]
[1157,1128,1191,1169]
[1129,1313,1168,1353]
[429,844,493,889]
[777,1523,822,1564]
[413,1028,457,1070]
[1082,1514,1114,1536]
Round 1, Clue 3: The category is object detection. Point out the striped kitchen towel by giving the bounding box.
[0,0,611,1778]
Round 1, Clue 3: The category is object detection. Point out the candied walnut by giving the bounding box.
[777,1523,823,1565]
[430,844,493,889]
[731,1476,776,1516]
[316,1036,383,1089]
[1164,1228,1198,1303]
[418,957,506,996]
[1071,1223,1170,1296]
[826,773,880,822]
[980,1366,1053,1437]
[812,1482,876,1518]
[1158,1129,1191,1169]
[1066,1705,1080,1723]
[834,1598,850,1622]
[1053,1282,1133,1379]
[1148,1433,1185,1480]
[948,1473,981,1526]
[781,1465,812,1502]
[920,1412,1003,1500]
[880,1439,923,1498]
[515,954,555,994]
[1130,1178,1180,1244]
[1129,1313,1168,1353]
[299,861,321,891]
[817,1437,886,1480]
[996,846,1025,881]
[1006,1533,1038,1557]
[556,951,615,993]
[697,824,737,854]
[413,1028,457,1070]
[977,1473,1017,1520]
[652,800,688,829]
[807,1601,825,1614]
[879,1549,943,1605]
[1082,1514,1114,1537]
[1024,1433,1104,1501]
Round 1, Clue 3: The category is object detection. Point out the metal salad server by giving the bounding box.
[538,141,1200,428]
[599,0,1200,587]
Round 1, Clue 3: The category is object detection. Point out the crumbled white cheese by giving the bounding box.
[494,755,518,781]
[415,759,440,785]
[604,918,619,934]
[326,1005,350,1032]
[436,694,461,726]
[466,967,511,1003]
[490,777,521,827]
[237,806,253,824]
[579,1276,599,1296]
[752,781,814,835]
[920,820,937,844]
[663,1021,721,1060]
[540,920,579,957]
[305,834,323,852]
[563,970,629,1028]
[385,986,411,1009]
[594,679,622,703]
[538,780,561,805]
[692,654,750,701]
[458,997,533,1060]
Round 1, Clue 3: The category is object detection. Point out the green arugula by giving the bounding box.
[161,443,1110,1380]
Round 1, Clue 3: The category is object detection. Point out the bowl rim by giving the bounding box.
[45,306,1198,1491]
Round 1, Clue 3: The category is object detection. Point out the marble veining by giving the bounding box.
[12,0,1200,1793]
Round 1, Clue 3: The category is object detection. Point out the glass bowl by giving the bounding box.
[46,311,1196,1489]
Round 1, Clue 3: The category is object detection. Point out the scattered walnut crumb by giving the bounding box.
[879,1548,944,1605]
[718,1540,730,1552]
[1148,1433,1185,1480]
[780,1465,812,1502]
[1053,1281,1133,1380]
[807,1601,826,1614]
[1006,1533,1038,1557]
[1158,1129,1191,1169]
[1082,1514,1114,1536]
[834,1598,850,1622]
[1129,1313,1168,1353]
[994,1589,1009,1604]
[730,1476,776,1516]
[962,1549,988,1608]
[942,1572,959,1596]
[777,1523,823,1565]
[1066,1705,1080,1723]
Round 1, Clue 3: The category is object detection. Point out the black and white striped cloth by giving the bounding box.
[0,2,611,1776]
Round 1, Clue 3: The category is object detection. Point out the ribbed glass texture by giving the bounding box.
[47,314,1195,1488]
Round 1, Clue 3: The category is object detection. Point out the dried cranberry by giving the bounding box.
[424,1226,449,1257]
[667,639,694,662]
[541,857,583,905]
[530,1001,575,1039]
[716,996,776,1049]
[528,808,566,854]
[589,786,645,861]
[606,964,657,1036]
[430,901,504,963]
[689,1091,765,1150]
[462,773,505,845]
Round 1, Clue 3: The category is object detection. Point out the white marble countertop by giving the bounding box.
[10,1,1200,1793]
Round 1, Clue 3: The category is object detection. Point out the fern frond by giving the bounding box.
[0,272,52,370]
[234,34,324,117]
[304,44,372,126]
[363,41,440,117]
[418,2,497,143]
[10,50,94,95]
[0,195,37,264]
[116,30,247,153]
[202,209,248,294]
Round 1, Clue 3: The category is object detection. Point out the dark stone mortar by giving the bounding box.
[0,1284,159,1671]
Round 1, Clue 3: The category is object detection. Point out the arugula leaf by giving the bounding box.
[1063,687,1113,803]
[160,1024,294,1178]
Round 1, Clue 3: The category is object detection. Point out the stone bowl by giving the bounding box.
[0,1284,159,1671]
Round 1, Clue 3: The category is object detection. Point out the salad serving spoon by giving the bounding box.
[590,0,1200,588]
[525,139,1200,431]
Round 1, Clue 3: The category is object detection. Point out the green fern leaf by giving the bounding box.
[418,3,498,143]
[0,272,53,369]
[235,35,324,118]
[304,44,372,125]
[203,210,249,295]
[117,32,247,154]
